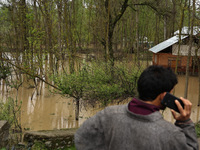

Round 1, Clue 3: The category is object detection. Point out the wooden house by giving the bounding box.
[149,26,200,74]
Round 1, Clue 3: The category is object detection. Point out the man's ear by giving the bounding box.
[160,92,166,100]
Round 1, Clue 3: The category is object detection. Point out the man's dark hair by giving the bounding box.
[137,65,178,101]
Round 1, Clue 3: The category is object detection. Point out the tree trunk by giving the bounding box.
[105,0,110,63]
[154,14,159,45]
[75,98,80,120]
[171,0,176,36]
[42,0,52,53]
[195,48,200,105]
[198,58,200,105]
[56,0,62,56]
[163,0,168,40]
[136,4,140,65]
[175,0,187,74]
[20,0,28,52]
[104,0,129,67]
[63,0,69,53]
[11,0,19,51]
[184,0,194,99]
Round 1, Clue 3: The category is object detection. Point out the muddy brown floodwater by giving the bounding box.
[0,75,199,131]
[163,75,199,123]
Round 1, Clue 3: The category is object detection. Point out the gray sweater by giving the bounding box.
[75,104,199,150]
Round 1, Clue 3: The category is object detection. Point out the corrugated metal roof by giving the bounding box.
[149,26,199,53]
[149,35,188,53]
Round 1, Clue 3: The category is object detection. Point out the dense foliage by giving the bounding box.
[0,0,198,55]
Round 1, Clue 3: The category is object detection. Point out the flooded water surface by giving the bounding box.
[0,52,199,131]
[0,75,198,131]
[163,75,199,123]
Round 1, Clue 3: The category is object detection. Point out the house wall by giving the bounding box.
[153,53,192,69]
[172,44,200,56]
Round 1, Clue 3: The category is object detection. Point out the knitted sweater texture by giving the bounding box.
[75,104,198,150]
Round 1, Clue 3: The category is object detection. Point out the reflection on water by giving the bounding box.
[0,80,79,131]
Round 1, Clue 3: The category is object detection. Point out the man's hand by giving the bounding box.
[171,97,192,121]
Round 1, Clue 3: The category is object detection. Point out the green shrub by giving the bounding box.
[52,61,142,106]
[32,142,48,150]
[0,97,22,129]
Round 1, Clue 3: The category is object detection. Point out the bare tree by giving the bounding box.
[184,0,195,98]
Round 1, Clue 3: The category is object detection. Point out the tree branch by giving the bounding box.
[1,58,61,91]
[128,4,137,11]
[112,0,129,27]
[134,2,172,17]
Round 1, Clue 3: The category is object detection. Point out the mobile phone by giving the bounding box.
[161,92,184,113]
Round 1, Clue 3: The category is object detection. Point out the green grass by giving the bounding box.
[66,145,76,150]
[195,122,200,138]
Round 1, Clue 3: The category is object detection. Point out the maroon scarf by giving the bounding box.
[128,98,160,115]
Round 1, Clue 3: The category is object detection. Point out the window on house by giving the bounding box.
[168,57,181,68]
